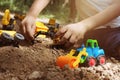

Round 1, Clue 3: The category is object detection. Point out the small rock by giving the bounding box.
[11,77,19,80]
[28,71,43,80]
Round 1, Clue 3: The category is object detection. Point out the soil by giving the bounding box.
[0,37,119,80]
[0,16,120,80]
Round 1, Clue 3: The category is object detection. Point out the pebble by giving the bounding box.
[28,71,42,80]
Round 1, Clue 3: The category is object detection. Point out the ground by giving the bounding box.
[0,14,120,80]
[0,36,120,80]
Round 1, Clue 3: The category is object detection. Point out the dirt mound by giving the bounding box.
[0,41,120,80]
[0,17,120,80]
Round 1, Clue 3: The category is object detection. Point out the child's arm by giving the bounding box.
[27,0,50,18]
[21,0,50,40]
[80,0,120,31]
[56,0,120,48]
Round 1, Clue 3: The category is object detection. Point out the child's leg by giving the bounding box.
[84,27,120,58]
[103,30,120,58]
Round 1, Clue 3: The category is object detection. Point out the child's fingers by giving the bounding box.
[73,43,80,48]
[69,34,77,44]
[73,39,83,48]
[64,41,74,48]
[21,23,26,35]
[55,26,68,36]
[59,30,72,44]
[21,23,30,41]
[58,36,67,45]
[26,24,34,40]
[31,24,36,37]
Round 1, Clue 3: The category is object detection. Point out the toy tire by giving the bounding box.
[97,55,106,65]
[1,32,14,42]
[97,55,105,60]
[87,57,96,67]
[14,33,25,42]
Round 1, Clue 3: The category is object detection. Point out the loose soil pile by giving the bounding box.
[0,16,120,80]
[0,39,120,80]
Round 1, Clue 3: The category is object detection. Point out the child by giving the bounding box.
[21,0,120,56]
[21,0,50,40]
[56,0,120,57]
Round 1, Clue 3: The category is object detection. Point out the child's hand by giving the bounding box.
[56,23,87,48]
[21,15,36,40]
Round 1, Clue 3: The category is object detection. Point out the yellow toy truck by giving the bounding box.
[34,18,59,39]
[0,30,24,46]
[34,21,49,38]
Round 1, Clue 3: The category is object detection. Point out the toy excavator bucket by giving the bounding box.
[35,22,49,32]
[56,56,78,68]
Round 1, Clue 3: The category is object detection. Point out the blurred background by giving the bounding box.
[0,0,76,24]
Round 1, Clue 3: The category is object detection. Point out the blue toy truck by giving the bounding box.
[77,39,106,66]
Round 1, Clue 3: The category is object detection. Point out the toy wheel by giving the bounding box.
[1,32,14,42]
[97,55,106,65]
[87,57,96,67]
[14,33,25,42]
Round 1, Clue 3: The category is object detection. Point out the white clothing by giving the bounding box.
[75,0,120,28]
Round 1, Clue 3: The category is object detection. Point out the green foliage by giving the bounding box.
[0,0,33,13]
[41,0,70,23]
[0,0,70,23]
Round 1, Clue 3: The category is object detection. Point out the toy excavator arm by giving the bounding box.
[66,49,76,56]
[2,9,10,25]
[73,48,88,67]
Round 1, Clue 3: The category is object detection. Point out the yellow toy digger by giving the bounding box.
[1,9,16,30]
[56,48,88,68]
[34,21,49,38]
[34,18,59,39]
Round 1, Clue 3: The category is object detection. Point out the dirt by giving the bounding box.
[0,38,119,80]
[0,15,120,80]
